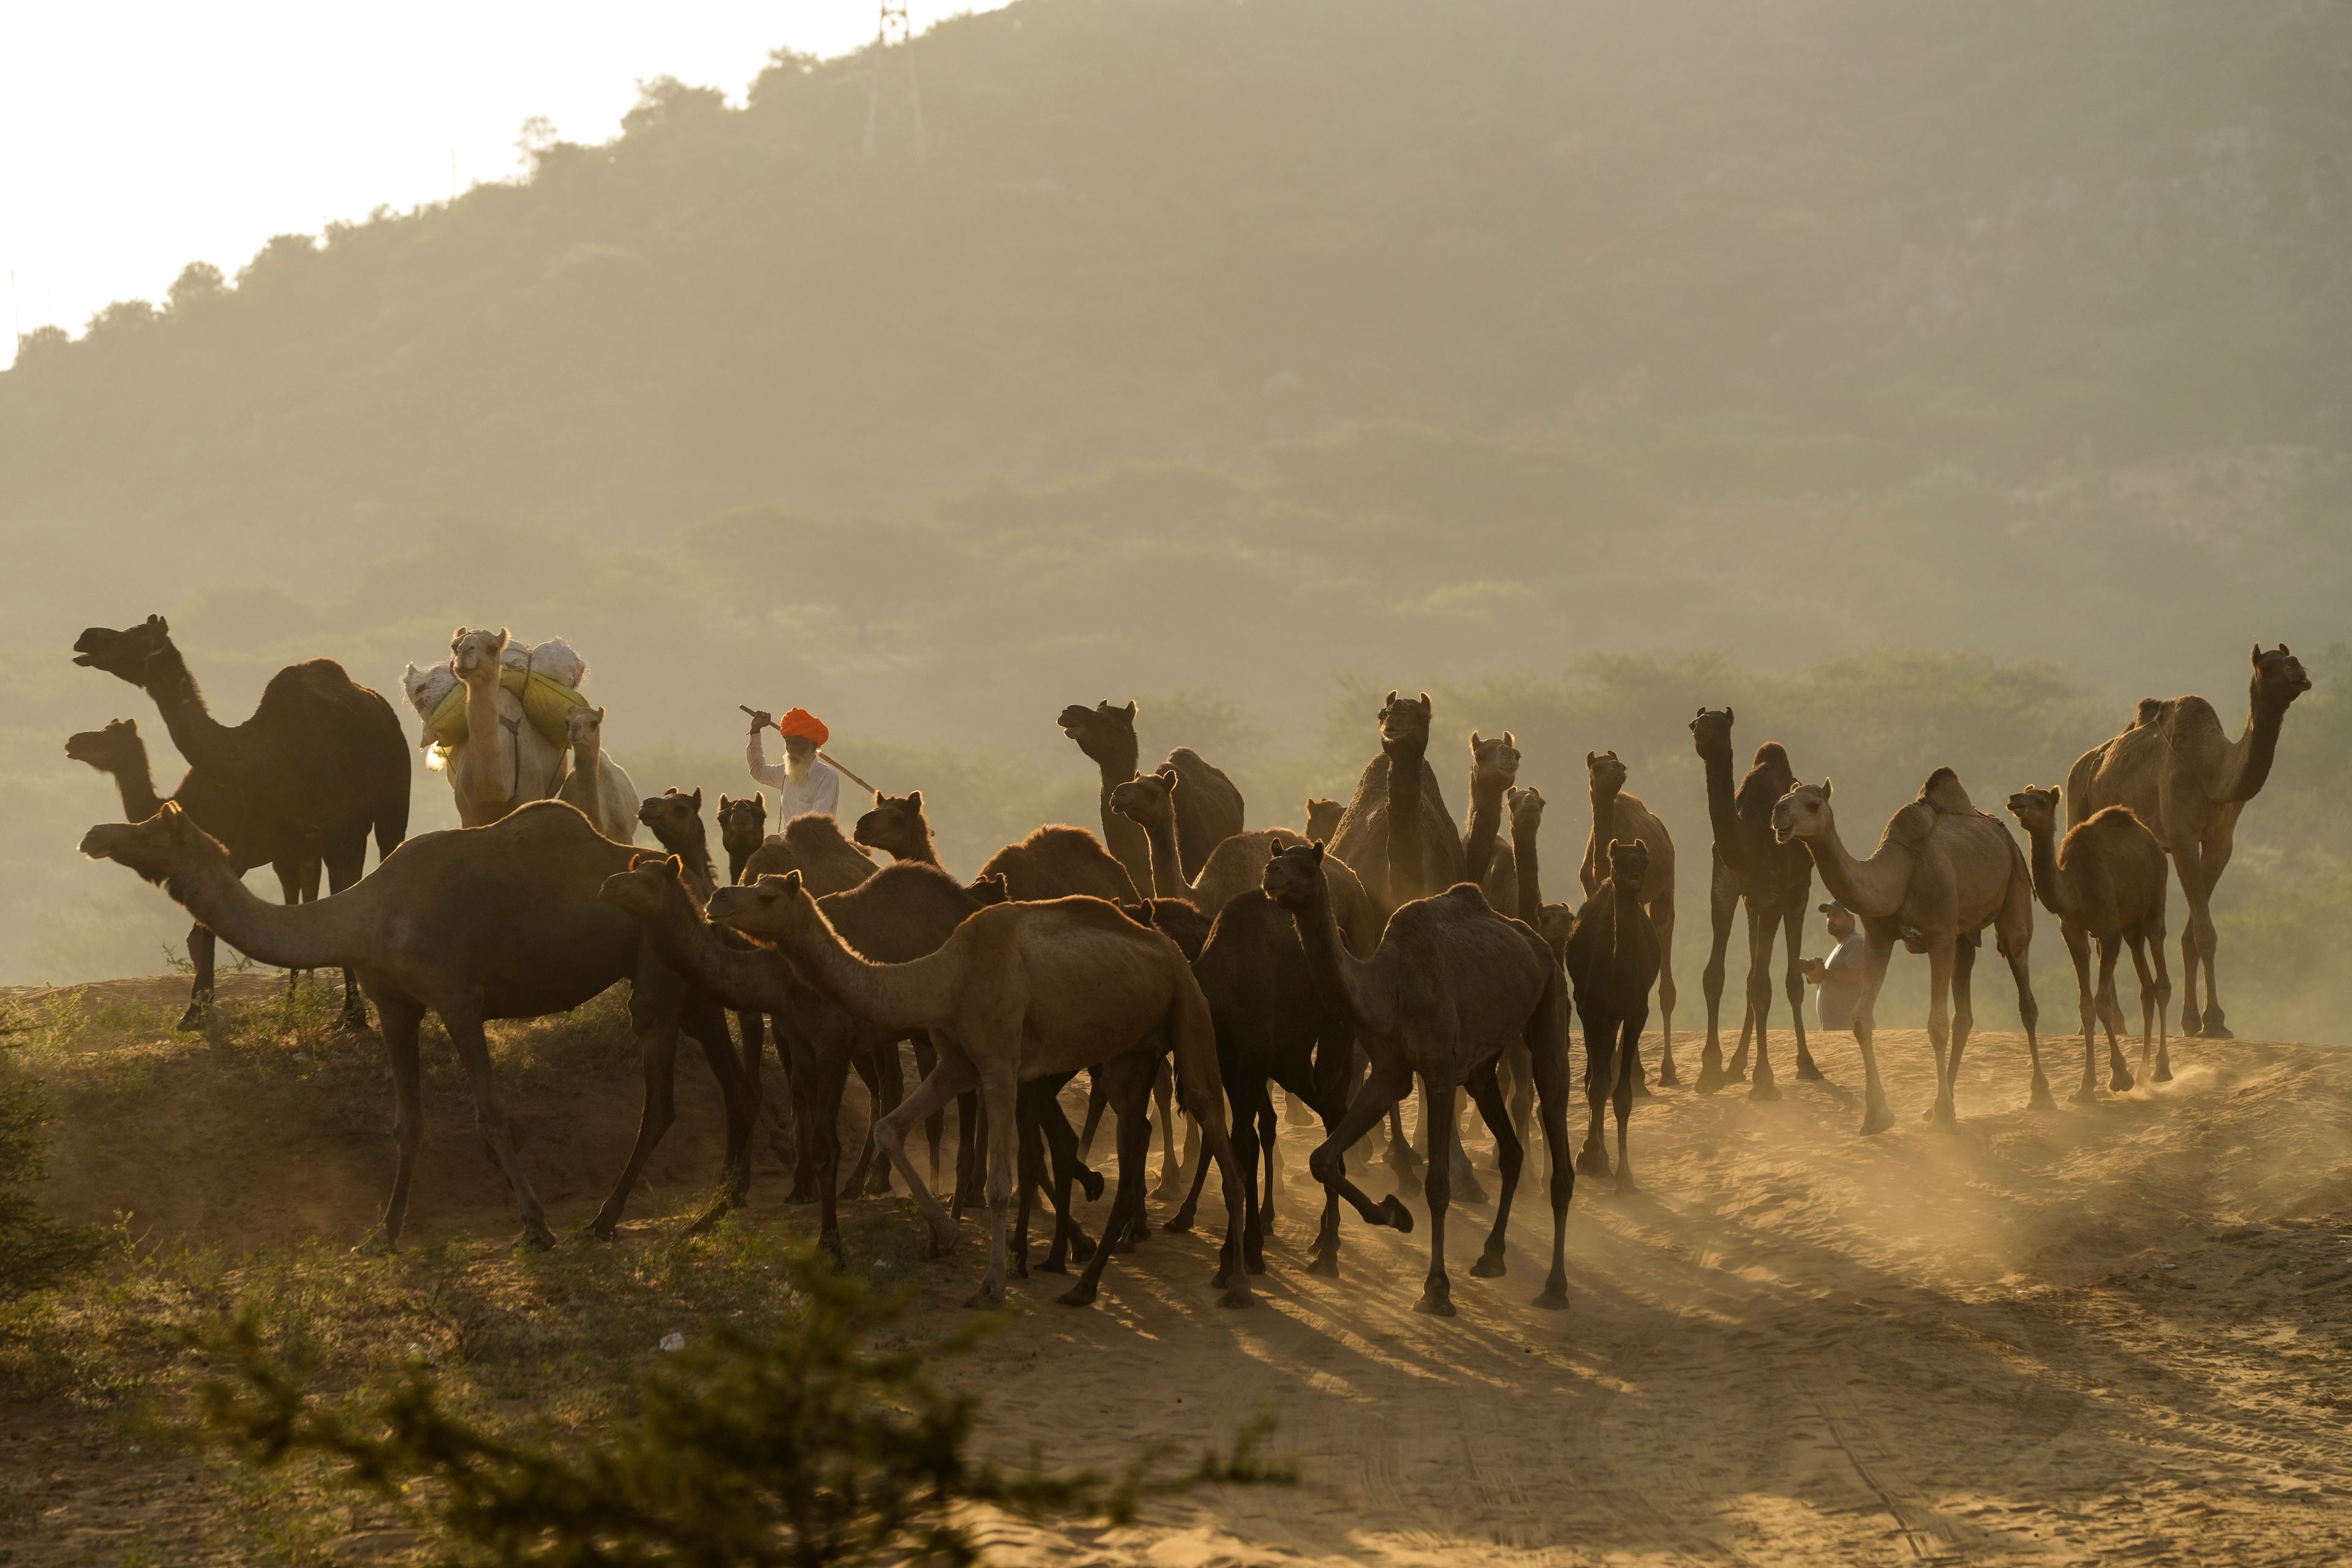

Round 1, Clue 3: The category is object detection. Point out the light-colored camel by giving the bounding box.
[707,873,1253,1310]
[1507,785,1577,954]
[78,801,752,1245]
[1460,731,1523,916]
[1771,770,2045,1133]
[1304,797,1344,843]
[2005,787,2173,1099]
[445,628,568,826]
[1330,691,1466,910]
[554,705,639,844]
[1262,841,1576,1316]
[1109,766,1382,947]
[1578,751,1678,1082]
[2067,646,2311,1039]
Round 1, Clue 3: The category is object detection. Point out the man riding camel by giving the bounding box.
[744,705,840,821]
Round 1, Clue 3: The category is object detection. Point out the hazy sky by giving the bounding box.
[0,1,1004,367]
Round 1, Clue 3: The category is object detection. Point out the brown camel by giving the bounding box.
[1460,731,1525,917]
[80,801,752,1245]
[717,793,767,884]
[1109,766,1382,942]
[554,706,639,844]
[1771,769,2046,1133]
[600,855,1001,1261]
[1263,842,1575,1314]
[2067,646,2311,1039]
[744,812,878,894]
[1578,751,1679,1084]
[709,874,1254,1311]
[72,614,409,1028]
[1329,691,1466,910]
[66,717,321,1023]
[1057,699,1246,888]
[1566,840,1662,1188]
[2005,787,2174,1098]
[1688,709,1819,1098]
[1304,797,1344,843]
[1507,785,1576,953]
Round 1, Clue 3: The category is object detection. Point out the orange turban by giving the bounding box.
[774,707,830,747]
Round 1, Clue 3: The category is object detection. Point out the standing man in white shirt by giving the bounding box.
[744,706,842,822]
[1800,900,1871,1035]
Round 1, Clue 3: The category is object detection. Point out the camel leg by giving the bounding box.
[1036,1082,1099,1272]
[1013,1086,1048,1280]
[1076,1071,1110,1163]
[442,1003,552,1248]
[1229,1082,1269,1275]
[1150,1058,1182,1195]
[680,995,756,1227]
[1259,1094,1281,1231]
[874,1042,977,1259]
[1526,994,1577,1310]
[839,1046,886,1199]
[1417,1071,1460,1317]
[1744,904,1780,1101]
[373,992,426,1248]
[1651,891,1679,1087]
[2184,837,2231,1039]
[1853,936,1897,1135]
[1305,1055,1419,1278]
[1784,905,1821,1080]
[1576,1009,1615,1179]
[590,990,684,1240]
[2059,921,2096,1102]
[914,1032,944,1187]
[966,1058,1022,1310]
[1449,1096,1490,1202]
[952,1091,982,1214]
[740,1009,796,1168]
[865,1041,904,1196]
[1697,864,1738,1093]
[2002,935,2046,1112]
[1384,1100,1423,1197]
[1612,1011,1645,1191]
[796,1038,853,1264]
[180,921,217,1031]
[321,838,371,1030]
[1466,1057,1522,1278]
[1164,1118,1215,1234]
[2169,842,2211,1037]
[2094,935,2131,1096]
[2140,917,2174,1082]
[1061,1050,1159,1307]
[1948,937,1980,1121]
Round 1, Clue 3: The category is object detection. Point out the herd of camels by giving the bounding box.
[64,615,2312,1316]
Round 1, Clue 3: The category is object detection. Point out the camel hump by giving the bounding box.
[1918,767,1975,816]
[1439,881,1492,910]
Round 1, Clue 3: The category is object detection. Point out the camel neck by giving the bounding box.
[726,845,756,884]
[1700,745,1745,878]
[169,848,352,971]
[1137,809,1190,900]
[643,894,789,1010]
[1510,818,1542,925]
[456,669,511,805]
[1581,780,1621,899]
[1797,813,1907,921]
[778,900,953,1033]
[2218,687,2292,804]
[1385,743,1427,903]
[1462,772,1506,884]
[102,748,164,823]
[1284,883,1395,1038]
[2021,820,2078,921]
[1609,876,1642,965]
[143,649,249,786]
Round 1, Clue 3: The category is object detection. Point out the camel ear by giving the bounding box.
[1155,764,1178,786]
[907,789,922,812]
[688,788,703,810]
[1419,692,1432,708]
[664,853,686,880]
[147,614,168,634]
[1470,730,1483,748]
[753,792,765,810]
[2252,643,2262,666]
[494,628,510,651]
[1585,750,1598,766]
[1726,707,1735,724]
[1122,700,1137,718]
[592,705,606,723]
[1385,689,1398,706]
[1309,840,1325,862]
[1504,731,1515,747]
[2279,643,2291,655]
[1270,841,1283,860]
[1820,778,1834,801]
[779,869,804,893]
[718,794,733,810]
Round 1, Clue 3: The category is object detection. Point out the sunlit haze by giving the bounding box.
[0,1,1003,364]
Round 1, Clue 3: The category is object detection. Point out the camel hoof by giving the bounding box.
[1376,1196,1415,1234]
[1469,1252,1506,1278]
[1858,1104,1895,1136]
[1055,1281,1098,1307]
[1615,1173,1639,1195]
[1455,1175,1491,1206]
[2202,1022,2234,1041]
[589,1216,620,1243]
[1068,1234,1097,1264]
[1035,1256,1068,1275]
[1630,1076,1653,1099]
[2111,1069,2136,1093]
[1694,1066,1727,1095]
[1218,1286,1254,1310]
[1245,1253,1267,1276]
[925,1229,957,1261]
[820,1238,847,1270]
[516,1224,557,1252]
[2070,1085,2097,1106]
[1657,1064,1680,1089]
[1077,1169,1105,1200]
[2153,1064,2173,1084]
[965,1289,1008,1311]
[1161,1210,1197,1234]
[1576,1147,1611,1180]
[1796,1060,1826,1082]
[1932,1099,1960,1128]
[1307,1251,1340,1278]
[1414,1286,1457,1317]
[2029,1081,2057,1112]
[1533,1283,1570,1311]
[1747,1079,1781,1102]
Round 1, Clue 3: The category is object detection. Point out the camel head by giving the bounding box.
[707,870,818,946]
[1506,785,1545,836]
[78,800,225,889]
[717,793,769,861]
[853,790,929,859]
[1585,750,1627,797]
[1108,767,1178,831]
[1261,839,1329,912]
[2003,785,2062,837]
[2131,697,2165,729]
[1469,731,1520,790]
[1303,797,1344,842]
[565,704,606,752]
[1536,903,1577,955]
[71,615,173,687]
[450,626,510,682]
[1604,837,1651,897]
[1771,780,1833,845]
[1056,699,1139,772]
[637,788,704,853]
[64,717,141,772]
[597,853,696,922]
[1378,691,1434,752]
[1688,706,1734,759]
[2252,643,2313,712]
[969,871,1011,907]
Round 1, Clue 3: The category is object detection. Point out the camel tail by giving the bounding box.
[1164,965,1229,1127]
[375,785,410,864]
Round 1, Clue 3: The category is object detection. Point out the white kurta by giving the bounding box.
[747,733,841,821]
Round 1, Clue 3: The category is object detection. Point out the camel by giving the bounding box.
[1460,731,1522,916]
[1578,751,1679,1085]
[744,812,879,894]
[1263,842,1575,1314]
[2067,646,2312,1039]
[708,873,1255,1311]
[1057,699,1246,888]
[1688,709,1818,1097]
[1304,798,1344,843]
[80,801,753,1246]
[1566,840,1662,1188]
[1508,786,1576,955]
[443,628,571,828]
[600,855,1001,1262]
[1771,769,2046,1133]
[1107,766,1382,945]
[2005,787,2174,1098]
[853,790,940,868]
[717,794,768,884]
[554,706,639,844]
[71,614,409,1029]
[1329,691,1466,910]
[66,717,318,1025]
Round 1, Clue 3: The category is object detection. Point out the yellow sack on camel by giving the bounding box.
[425,668,587,750]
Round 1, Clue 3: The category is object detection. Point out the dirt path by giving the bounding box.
[10,992,2351,1564]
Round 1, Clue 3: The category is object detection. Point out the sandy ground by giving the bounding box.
[11,980,2352,1565]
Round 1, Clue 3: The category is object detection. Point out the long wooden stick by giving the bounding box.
[741,705,878,794]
